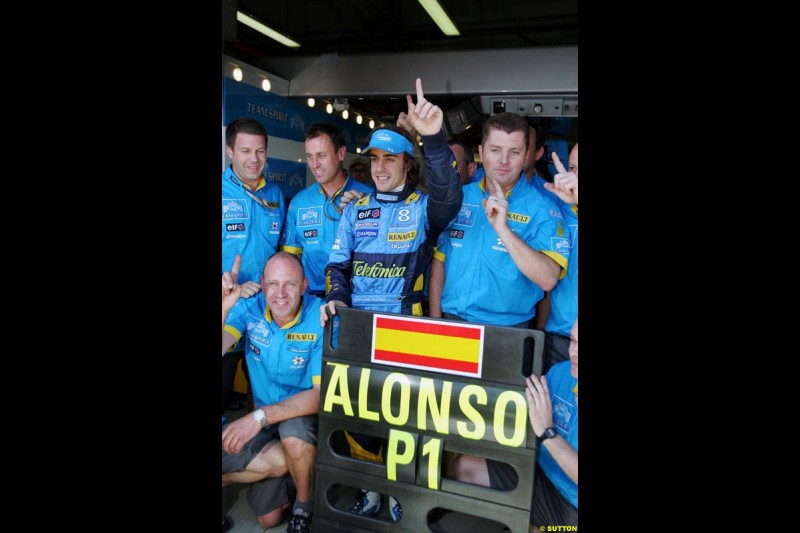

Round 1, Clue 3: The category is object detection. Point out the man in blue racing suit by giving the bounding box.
[319,77,463,522]
[320,78,462,320]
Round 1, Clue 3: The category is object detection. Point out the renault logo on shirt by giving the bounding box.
[507,212,530,223]
[387,230,417,242]
[286,333,317,341]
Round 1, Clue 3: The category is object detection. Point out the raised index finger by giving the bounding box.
[552,152,567,175]
[231,254,241,283]
[416,78,424,102]
[490,174,503,198]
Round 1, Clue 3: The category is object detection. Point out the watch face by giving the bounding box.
[545,427,557,440]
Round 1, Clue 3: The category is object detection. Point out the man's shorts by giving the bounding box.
[485,460,577,526]
[221,415,319,516]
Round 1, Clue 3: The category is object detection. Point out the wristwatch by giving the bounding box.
[537,427,558,443]
[252,408,269,428]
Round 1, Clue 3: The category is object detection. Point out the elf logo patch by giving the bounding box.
[358,208,381,220]
[303,229,318,238]
[226,223,245,232]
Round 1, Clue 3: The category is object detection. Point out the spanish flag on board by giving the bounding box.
[371,314,485,378]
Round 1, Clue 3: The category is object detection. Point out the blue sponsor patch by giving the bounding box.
[355,220,379,229]
[552,237,571,255]
[356,229,379,239]
[222,199,248,219]
[552,393,575,434]
[299,207,321,226]
[454,204,478,226]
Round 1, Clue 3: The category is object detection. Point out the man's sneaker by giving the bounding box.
[348,489,382,516]
[389,496,402,522]
[221,514,234,533]
[286,508,313,533]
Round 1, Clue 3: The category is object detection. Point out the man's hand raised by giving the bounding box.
[222,254,244,311]
[406,78,443,137]
[544,152,578,205]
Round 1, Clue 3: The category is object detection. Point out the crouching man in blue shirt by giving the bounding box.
[222,252,329,533]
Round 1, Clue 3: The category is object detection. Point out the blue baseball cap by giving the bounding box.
[363,129,415,156]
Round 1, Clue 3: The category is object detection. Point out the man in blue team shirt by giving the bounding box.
[428,112,569,328]
[222,252,325,533]
[280,122,372,298]
[221,117,286,415]
[534,143,579,372]
[450,318,579,528]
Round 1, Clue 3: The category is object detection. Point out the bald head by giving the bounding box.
[261,252,308,326]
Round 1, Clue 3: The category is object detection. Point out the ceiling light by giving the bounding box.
[232,67,243,82]
[356,115,363,125]
[237,11,301,48]
[326,103,333,114]
[261,78,271,92]
[417,0,460,36]
[307,98,315,107]
[356,147,362,154]
[369,119,375,129]
[342,110,349,120]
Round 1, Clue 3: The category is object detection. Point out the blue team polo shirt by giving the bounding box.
[280,175,372,294]
[526,174,578,336]
[435,174,570,326]
[545,204,577,336]
[537,360,578,509]
[223,294,325,407]
[221,166,286,283]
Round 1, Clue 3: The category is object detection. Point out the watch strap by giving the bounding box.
[537,427,557,442]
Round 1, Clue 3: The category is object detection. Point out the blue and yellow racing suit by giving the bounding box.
[325,131,462,316]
